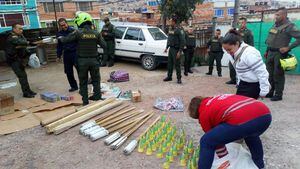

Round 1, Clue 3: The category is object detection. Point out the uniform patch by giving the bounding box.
[82,34,96,39]
[168,31,174,35]
[189,35,195,38]
[269,28,278,34]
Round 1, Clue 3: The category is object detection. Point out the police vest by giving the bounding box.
[186,34,196,48]
[77,29,99,58]
[210,37,223,52]
[266,22,293,49]
[102,24,114,41]
[167,28,180,48]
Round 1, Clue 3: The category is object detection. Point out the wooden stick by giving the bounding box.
[136,116,161,141]
[46,98,115,130]
[100,110,144,128]
[96,107,135,124]
[52,101,122,134]
[41,108,77,126]
[124,112,154,138]
[94,104,130,122]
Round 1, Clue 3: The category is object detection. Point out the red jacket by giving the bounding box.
[199,94,270,133]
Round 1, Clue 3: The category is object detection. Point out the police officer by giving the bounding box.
[163,16,185,84]
[265,7,300,101]
[5,23,37,98]
[56,18,78,92]
[226,17,254,85]
[59,12,107,105]
[101,17,115,67]
[183,27,196,76]
[206,29,223,77]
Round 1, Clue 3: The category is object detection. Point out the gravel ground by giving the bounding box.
[0,61,299,169]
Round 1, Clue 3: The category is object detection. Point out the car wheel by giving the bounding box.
[142,55,157,71]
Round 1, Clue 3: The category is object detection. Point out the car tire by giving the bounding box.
[141,55,157,71]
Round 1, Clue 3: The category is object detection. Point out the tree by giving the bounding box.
[159,0,202,24]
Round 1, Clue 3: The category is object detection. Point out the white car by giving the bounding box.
[99,25,168,70]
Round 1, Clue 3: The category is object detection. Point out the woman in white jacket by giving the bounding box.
[222,29,270,99]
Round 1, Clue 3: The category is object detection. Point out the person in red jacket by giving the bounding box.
[188,94,272,169]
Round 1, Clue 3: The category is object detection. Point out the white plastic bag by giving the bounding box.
[211,143,259,169]
[28,53,40,68]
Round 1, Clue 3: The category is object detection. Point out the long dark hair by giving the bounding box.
[222,29,242,45]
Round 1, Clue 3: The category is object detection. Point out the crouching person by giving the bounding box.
[188,94,271,169]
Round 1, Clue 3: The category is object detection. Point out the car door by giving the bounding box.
[118,27,146,58]
[114,26,127,57]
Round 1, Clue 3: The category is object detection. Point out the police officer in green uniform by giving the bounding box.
[5,23,37,98]
[59,12,107,105]
[163,16,185,84]
[265,7,300,101]
[206,29,224,77]
[226,17,254,85]
[101,17,115,67]
[184,27,196,76]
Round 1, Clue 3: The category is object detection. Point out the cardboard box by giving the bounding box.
[131,90,142,102]
[0,93,14,116]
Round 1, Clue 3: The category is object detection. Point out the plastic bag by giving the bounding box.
[212,143,258,169]
[280,54,297,71]
[154,97,184,112]
[28,53,40,68]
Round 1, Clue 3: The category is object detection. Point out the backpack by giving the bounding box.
[108,70,129,82]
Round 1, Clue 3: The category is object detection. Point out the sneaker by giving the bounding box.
[271,95,282,101]
[177,79,182,84]
[184,72,188,76]
[225,80,236,85]
[23,93,35,98]
[163,77,172,82]
[206,72,212,75]
[69,88,78,92]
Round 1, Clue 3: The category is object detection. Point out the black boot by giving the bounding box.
[100,63,107,67]
[265,92,274,98]
[184,72,188,76]
[163,77,172,82]
[271,95,282,101]
[89,95,103,101]
[29,90,37,95]
[23,93,35,98]
[177,79,182,84]
[206,72,212,75]
[69,88,78,92]
[218,73,222,77]
[226,80,236,85]
[188,69,193,74]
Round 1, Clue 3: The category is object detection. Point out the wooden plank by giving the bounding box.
[0,110,29,121]
[14,98,47,111]
[29,100,73,113]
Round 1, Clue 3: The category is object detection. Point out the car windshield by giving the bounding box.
[148,28,167,40]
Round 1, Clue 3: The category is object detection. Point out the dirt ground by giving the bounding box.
[0,61,299,169]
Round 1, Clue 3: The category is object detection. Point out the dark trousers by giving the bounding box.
[63,53,78,89]
[10,61,31,94]
[208,52,223,74]
[102,40,115,65]
[77,58,101,104]
[167,47,181,80]
[229,62,237,82]
[184,48,194,73]
[266,51,285,97]
[199,114,272,169]
[236,80,260,99]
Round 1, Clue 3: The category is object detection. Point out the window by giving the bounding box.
[43,2,64,13]
[227,8,234,16]
[148,28,167,40]
[76,2,93,11]
[124,28,145,41]
[0,0,22,5]
[115,27,126,39]
[46,22,54,28]
[214,9,224,17]
[0,13,25,27]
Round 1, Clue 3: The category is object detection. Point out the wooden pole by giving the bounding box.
[100,110,144,128]
[52,101,122,134]
[96,107,136,124]
[41,108,76,126]
[46,98,115,130]
[93,104,130,122]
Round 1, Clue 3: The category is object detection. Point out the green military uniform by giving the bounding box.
[229,27,254,83]
[5,32,34,97]
[166,26,185,81]
[265,20,300,100]
[184,31,196,75]
[101,22,115,66]
[207,36,224,76]
[60,25,107,105]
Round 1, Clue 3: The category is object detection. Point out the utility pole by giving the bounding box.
[232,0,240,28]
[52,0,59,32]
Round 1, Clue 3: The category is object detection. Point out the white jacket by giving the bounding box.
[227,42,270,97]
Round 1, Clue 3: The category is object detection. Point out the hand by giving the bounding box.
[164,49,168,53]
[103,32,108,36]
[176,52,181,60]
[279,47,290,54]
